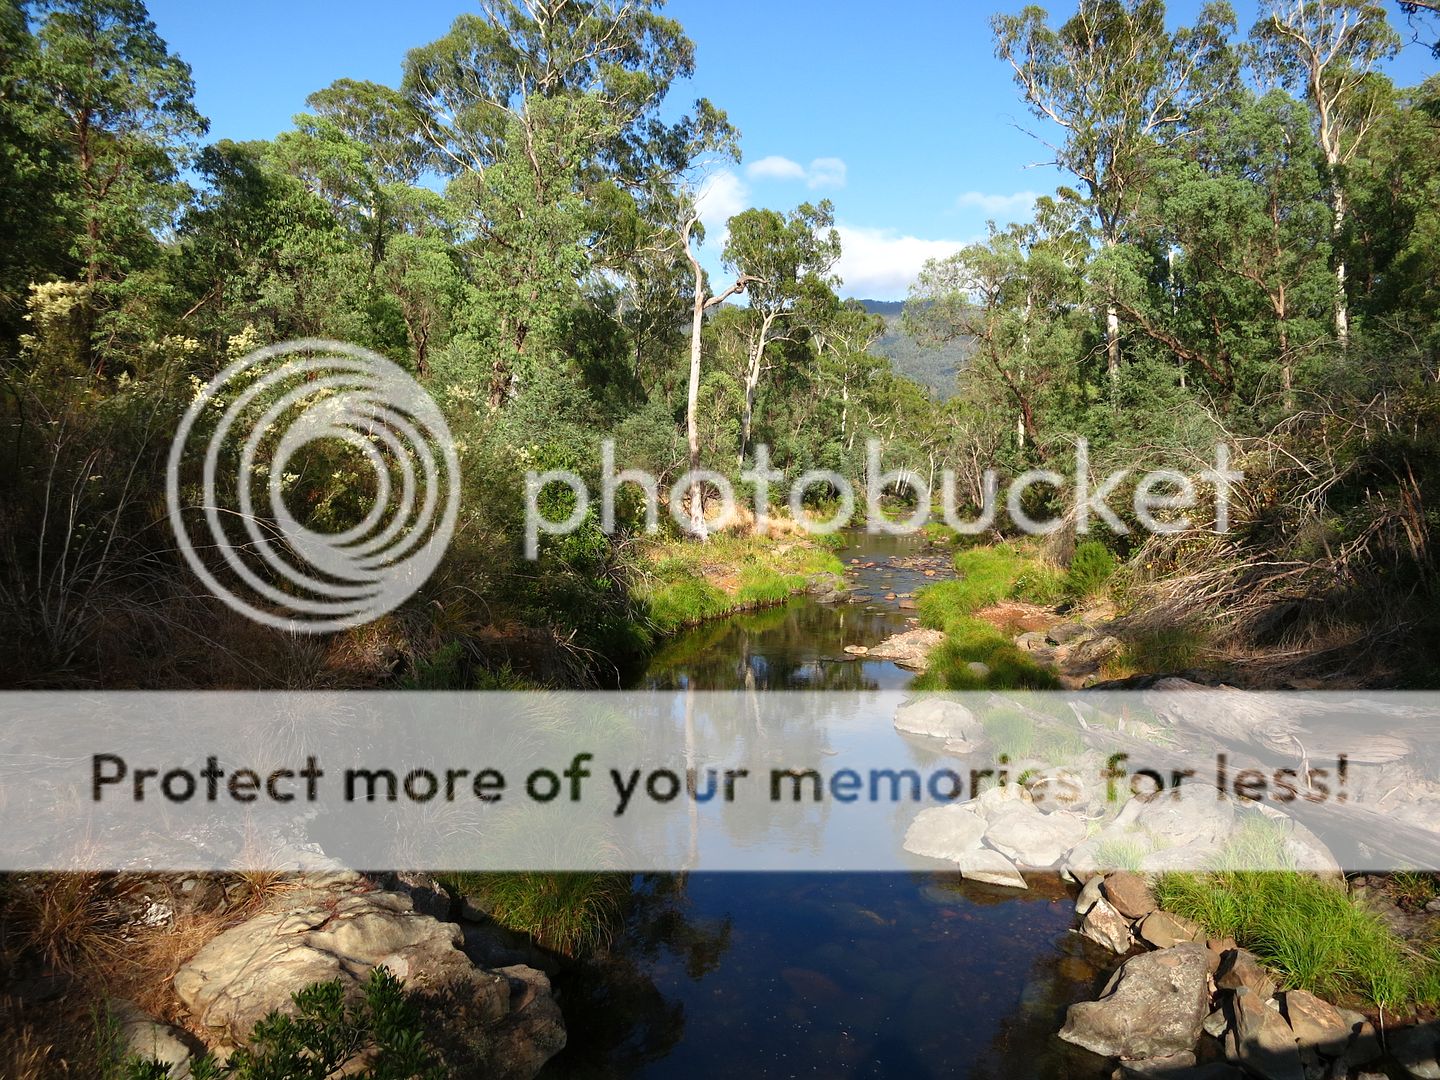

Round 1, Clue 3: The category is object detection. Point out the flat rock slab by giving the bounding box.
[1059,942,1210,1060]
[1138,910,1203,949]
[955,847,1028,889]
[868,629,946,671]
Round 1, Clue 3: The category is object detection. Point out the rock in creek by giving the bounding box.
[1230,987,1304,1080]
[892,697,983,741]
[1138,910,1203,949]
[903,804,987,863]
[1102,871,1157,920]
[981,800,1087,867]
[1058,942,1210,1060]
[867,628,946,671]
[1279,989,1352,1056]
[1079,897,1134,954]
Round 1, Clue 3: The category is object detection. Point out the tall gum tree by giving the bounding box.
[21,0,206,363]
[1254,0,1400,349]
[993,0,1237,381]
[401,0,718,404]
[721,200,841,467]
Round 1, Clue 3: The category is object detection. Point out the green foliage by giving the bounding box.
[1065,541,1117,599]
[912,545,1063,690]
[438,872,629,957]
[118,970,444,1080]
[1155,870,1433,1008]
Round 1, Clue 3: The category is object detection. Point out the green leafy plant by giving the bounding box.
[119,970,446,1080]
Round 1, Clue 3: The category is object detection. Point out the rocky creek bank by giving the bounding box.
[84,869,565,1078]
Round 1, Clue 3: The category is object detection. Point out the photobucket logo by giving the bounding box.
[166,340,459,632]
[525,440,1241,558]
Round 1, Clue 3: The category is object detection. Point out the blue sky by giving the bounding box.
[145,0,1435,300]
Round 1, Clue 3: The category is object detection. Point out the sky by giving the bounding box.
[144,0,1436,300]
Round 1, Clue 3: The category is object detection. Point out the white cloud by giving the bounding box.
[695,170,751,235]
[744,155,849,190]
[746,155,808,183]
[806,157,848,190]
[954,190,1042,217]
[834,224,967,301]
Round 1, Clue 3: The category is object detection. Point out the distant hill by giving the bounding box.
[852,298,972,400]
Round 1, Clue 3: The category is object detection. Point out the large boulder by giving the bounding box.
[1230,987,1304,1080]
[1059,942,1211,1060]
[981,800,1087,867]
[892,696,982,740]
[173,890,564,1079]
[903,805,987,862]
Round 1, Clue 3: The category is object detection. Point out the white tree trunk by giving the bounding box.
[1332,186,1350,349]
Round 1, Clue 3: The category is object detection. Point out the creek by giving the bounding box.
[540,533,1112,1078]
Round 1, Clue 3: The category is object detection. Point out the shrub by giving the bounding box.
[1066,541,1117,600]
[118,969,445,1079]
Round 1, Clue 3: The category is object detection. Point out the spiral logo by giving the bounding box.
[166,340,459,632]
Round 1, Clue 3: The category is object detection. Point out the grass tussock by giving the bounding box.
[1154,871,1435,1009]
[439,872,630,958]
[1154,824,1440,1011]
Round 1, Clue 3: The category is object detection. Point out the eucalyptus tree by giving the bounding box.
[1154,90,1334,407]
[1253,0,1400,349]
[19,0,206,363]
[401,1,728,406]
[907,212,1084,454]
[992,0,1237,381]
[721,200,841,466]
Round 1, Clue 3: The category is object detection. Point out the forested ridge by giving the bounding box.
[0,0,1437,689]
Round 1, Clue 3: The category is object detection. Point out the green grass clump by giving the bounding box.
[1092,837,1149,872]
[1065,541,1117,600]
[1154,870,1431,1008]
[1114,624,1212,675]
[440,871,630,957]
[644,578,731,633]
[912,544,1063,691]
[980,708,1085,762]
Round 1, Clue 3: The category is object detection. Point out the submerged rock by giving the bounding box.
[1059,942,1210,1060]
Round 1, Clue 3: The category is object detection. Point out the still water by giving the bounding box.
[542,534,1110,1078]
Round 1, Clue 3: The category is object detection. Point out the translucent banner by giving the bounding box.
[2,690,1437,874]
